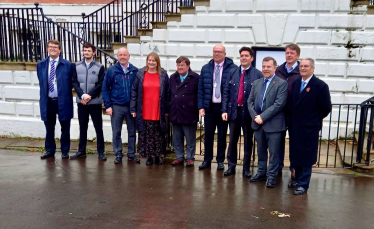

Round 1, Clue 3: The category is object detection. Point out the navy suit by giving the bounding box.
[37,56,74,154]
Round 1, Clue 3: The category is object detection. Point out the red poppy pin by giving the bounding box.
[306,87,310,92]
[273,81,275,84]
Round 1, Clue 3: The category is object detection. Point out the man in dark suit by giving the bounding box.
[197,44,237,171]
[248,57,288,188]
[276,44,301,179]
[222,47,262,177]
[288,58,331,195]
[37,40,74,159]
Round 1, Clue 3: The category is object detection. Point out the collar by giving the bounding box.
[50,56,59,63]
[214,61,224,68]
[180,72,188,78]
[85,59,94,65]
[302,74,313,84]
[241,65,251,73]
[285,62,298,72]
[120,62,130,72]
[264,74,276,82]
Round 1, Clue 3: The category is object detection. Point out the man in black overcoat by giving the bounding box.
[288,58,331,195]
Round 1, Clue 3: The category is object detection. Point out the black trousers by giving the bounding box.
[77,103,105,154]
[227,107,254,171]
[44,98,71,154]
[203,103,228,163]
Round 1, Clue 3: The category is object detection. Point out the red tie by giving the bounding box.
[237,69,245,106]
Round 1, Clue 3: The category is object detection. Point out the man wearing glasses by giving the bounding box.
[37,40,75,159]
[197,44,237,170]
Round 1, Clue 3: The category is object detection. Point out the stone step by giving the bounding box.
[193,0,210,7]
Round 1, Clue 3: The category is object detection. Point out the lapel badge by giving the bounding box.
[306,87,310,92]
[92,71,96,74]
[273,81,275,84]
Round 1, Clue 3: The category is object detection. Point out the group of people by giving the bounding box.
[37,40,331,195]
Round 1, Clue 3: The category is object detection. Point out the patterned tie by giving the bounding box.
[255,79,269,114]
[49,60,56,92]
[214,65,221,99]
[237,69,245,106]
[300,81,306,93]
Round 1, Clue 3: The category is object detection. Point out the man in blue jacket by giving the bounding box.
[37,40,74,159]
[198,44,237,170]
[222,47,262,177]
[102,47,139,164]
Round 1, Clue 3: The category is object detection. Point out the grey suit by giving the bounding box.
[248,75,287,179]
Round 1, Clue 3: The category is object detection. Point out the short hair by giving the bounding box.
[302,58,315,68]
[176,56,190,66]
[145,52,162,74]
[47,39,61,50]
[83,42,96,53]
[263,56,277,66]
[239,46,254,57]
[285,44,300,55]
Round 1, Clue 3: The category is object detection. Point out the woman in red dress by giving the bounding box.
[130,52,170,165]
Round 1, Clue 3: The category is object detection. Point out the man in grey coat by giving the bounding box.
[248,57,288,188]
[71,42,106,161]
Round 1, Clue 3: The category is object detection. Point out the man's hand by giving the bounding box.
[83,94,92,103]
[106,107,113,116]
[199,108,205,117]
[254,115,263,125]
[165,113,169,117]
[131,112,136,118]
[222,113,228,121]
[81,99,87,105]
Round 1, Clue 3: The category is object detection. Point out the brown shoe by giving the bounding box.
[172,159,183,166]
[186,160,194,167]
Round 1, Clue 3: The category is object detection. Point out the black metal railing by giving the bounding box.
[0,5,117,68]
[194,100,374,168]
[371,0,374,6]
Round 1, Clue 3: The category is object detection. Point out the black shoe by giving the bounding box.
[217,162,225,170]
[288,182,298,188]
[266,178,276,188]
[70,152,86,160]
[250,174,267,182]
[62,152,69,159]
[146,157,154,165]
[98,153,107,161]
[128,156,140,163]
[243,170,252,178]
[293,187,307,195]
[155,156,163,165]
[198,161,211,170]
[224,168,236,176]
[41,151,55,159]
[114,156,122,164]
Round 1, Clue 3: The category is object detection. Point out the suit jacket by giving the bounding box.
[247,75,288,132]
[222,66,262,121]
[289,75,331,167]
[37,56,74,121]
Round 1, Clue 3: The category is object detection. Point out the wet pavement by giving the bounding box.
[1,149,374,229]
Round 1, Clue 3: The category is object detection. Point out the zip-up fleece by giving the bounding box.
[102,62,138,109]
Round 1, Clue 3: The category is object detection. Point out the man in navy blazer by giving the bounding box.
[288,58,331,195]
[37,40,74,159]
[248,57,288,188]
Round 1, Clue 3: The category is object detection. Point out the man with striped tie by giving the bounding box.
[37,40,75,159]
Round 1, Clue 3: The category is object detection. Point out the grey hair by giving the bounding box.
[302,58,315,68]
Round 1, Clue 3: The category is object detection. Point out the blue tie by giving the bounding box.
[49,60,56,92]
[255,79,268,114]
[300,81,306,93]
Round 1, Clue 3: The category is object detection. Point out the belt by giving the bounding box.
[48,97,58,101]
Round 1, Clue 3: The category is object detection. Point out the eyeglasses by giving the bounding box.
[48,46,59,49]
[213,51,224,54]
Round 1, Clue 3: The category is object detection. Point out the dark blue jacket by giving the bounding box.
[222,66,262,120]
[102,62,138,109]
[198,57,237,110]
[130,67,170,132]
[37,57,74,121]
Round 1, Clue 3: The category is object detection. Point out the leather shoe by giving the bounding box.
[288,182,298,188]
[70,152,86,160]
[266,178,276,188]
[224,168,235,176]
[199,161,211,170]
[41,151,55,159]
[114,156,122,164]
[146,157,154,165]
[61,152,69,159]
[98,153,107,161]
[293,187,307,195]
[172,159,184,166]
[155,156,163,165]
[250,173,267,182]
[217,162,225,170]
[186,160,194,167]
[128,156,140,163]
[243,170,252,178]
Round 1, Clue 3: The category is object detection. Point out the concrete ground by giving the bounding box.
[1,148,374,229]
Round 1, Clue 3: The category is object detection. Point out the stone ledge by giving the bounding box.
[352,163,374,174]
[193,0,210,7]
[0,62,37,71]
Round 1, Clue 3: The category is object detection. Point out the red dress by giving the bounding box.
[142,71,160,120]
